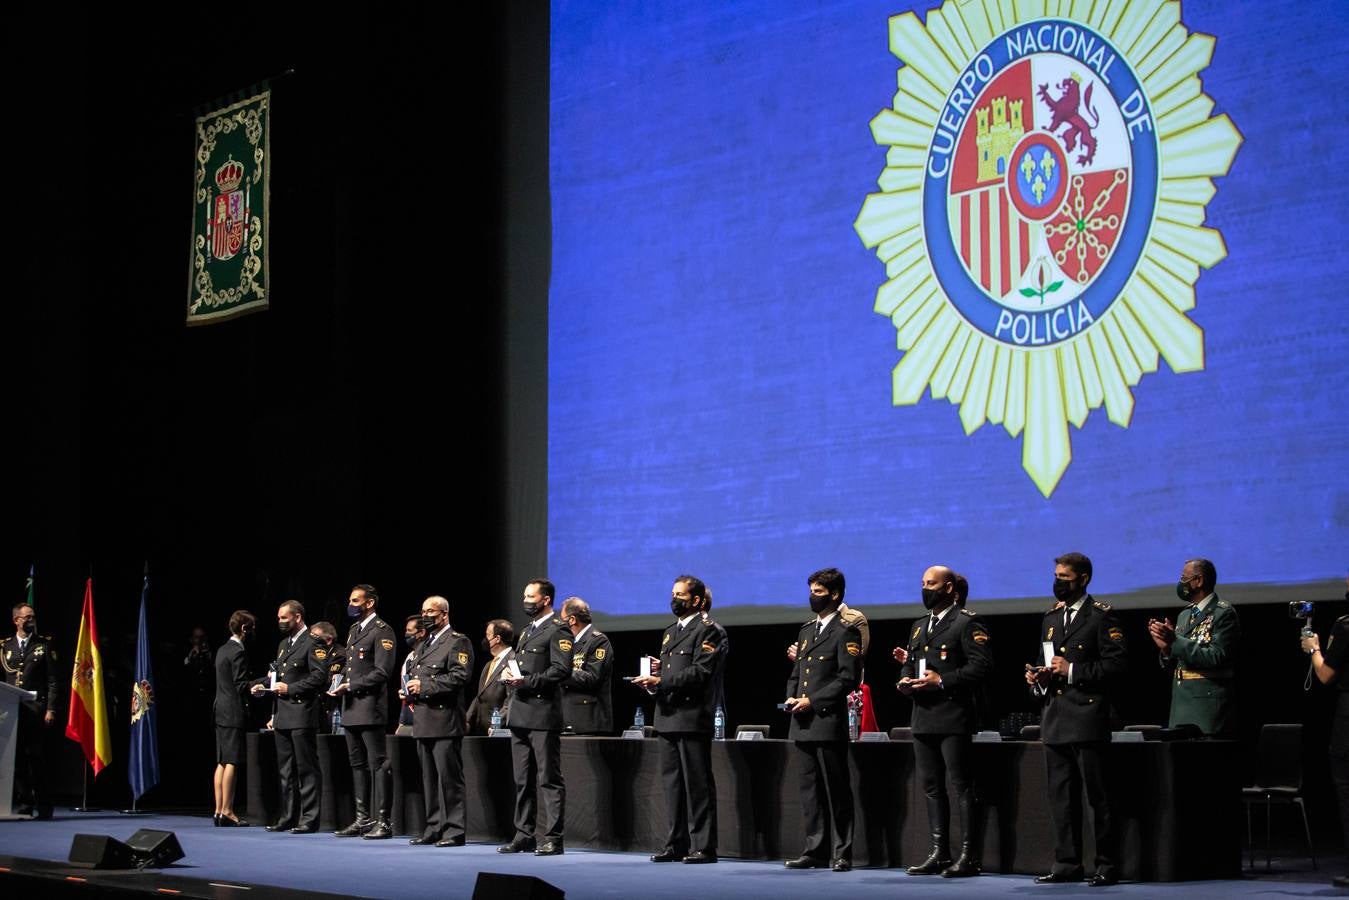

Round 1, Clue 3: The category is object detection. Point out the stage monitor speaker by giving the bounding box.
[125,828,184,868]
[472,872,565,900]
[68,833,137,869]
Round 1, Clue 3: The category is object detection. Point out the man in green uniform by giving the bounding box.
[1147,558,1239,735]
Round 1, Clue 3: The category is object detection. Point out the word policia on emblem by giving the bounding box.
[187,91,270,325]
[854,2,1240,497]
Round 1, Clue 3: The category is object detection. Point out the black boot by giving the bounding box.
[363,819,393,840]
[943,794,981,877]
[907,798,950,875]
[334,779,373,837]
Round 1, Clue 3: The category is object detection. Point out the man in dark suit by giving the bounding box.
[633,575,726,865]
[561,597,613,735]
[250,600,327,833]
[213,610,255,826]
[1026,552,1127,886]
[405,596,473,847]
[467,619,513,735]
[3,603,58,818]
[783,568,863,872]
[499,579,571,856]
[330,584,397,840]
[308,622,344,733]
[895,566,993,877]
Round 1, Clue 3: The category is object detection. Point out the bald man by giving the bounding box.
[895,566,992,878]
[560,598,614,735]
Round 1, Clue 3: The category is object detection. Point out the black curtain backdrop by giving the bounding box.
[6,3,1347,856]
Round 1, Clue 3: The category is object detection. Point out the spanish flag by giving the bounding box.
[65,578,111,775]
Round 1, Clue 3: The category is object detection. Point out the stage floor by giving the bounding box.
[0,812,1336,899]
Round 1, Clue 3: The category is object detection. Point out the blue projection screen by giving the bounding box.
[548,0,1349,629]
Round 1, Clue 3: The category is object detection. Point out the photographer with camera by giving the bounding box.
[1147,558,1239,735]
[1299,575,1349,888]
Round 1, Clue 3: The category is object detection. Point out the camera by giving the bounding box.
[1289,601,1314,620]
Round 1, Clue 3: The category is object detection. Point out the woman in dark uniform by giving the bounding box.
[213,610,255,826]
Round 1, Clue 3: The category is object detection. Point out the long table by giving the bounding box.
[242,734,1241,881]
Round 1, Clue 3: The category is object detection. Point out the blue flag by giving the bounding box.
[128,573,159,802]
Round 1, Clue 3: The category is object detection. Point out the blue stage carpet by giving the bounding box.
[0,812,1333,898]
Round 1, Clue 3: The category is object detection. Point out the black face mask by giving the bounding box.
[1052,578,1077,601]
[347,603,363,618]
[921,588,947,610]
[418,615,438,632]
[404,634,418,649]
[523,600,543,618]
[671,598,691,618]
[18,622,34,636]
[480,637,494,654]
[809,594,831,614]
[1176,580,1195,602]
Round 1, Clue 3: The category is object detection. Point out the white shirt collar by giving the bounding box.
[1192,592,1215,614]
[931,603,956,625]
[1066,597,1087,615]
[231,635,244,646]
[815,611,838,630]
[429,623,452,643]
[677,613,698,628]
[574,624,593,642]
[531,610,554,628]
[359,611,377,630]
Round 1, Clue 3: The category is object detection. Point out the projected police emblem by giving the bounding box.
[854,1,1241,496]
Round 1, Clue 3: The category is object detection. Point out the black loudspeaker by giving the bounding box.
[125,829,184,868]
[472,872,565,900]
[68,834,137,869]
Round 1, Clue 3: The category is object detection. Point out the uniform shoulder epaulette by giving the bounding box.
[1216,599,1230,609]
[1092,600,1111,611]
[1047,601,1065,613]
[1336,614,1349,623]
[959,608,975,617]
[801,617,816,627]
[374,618,389,629]
[593,630,606,639]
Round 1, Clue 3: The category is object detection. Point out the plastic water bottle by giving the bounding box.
[490,707,502,731]
[332,705,344,736]
[714,706,725,741]
[848,705,860,742]
[633,706,645,730]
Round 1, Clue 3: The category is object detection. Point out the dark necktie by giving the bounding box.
[928,615,939,637]
[1065,607,1076,631]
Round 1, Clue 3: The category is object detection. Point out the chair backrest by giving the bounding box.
[735,724,770,739]
[888,726,913,741]
[1124,724,1162,732]
[1019,724,1042,741]
[1254,723,1303,790]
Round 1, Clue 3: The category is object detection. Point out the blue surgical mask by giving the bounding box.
[347,603,363,618]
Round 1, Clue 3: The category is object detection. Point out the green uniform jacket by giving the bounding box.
[1163,594,1239,735]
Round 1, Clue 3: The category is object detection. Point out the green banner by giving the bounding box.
[187,91,270,324]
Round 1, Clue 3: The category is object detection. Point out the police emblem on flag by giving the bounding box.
[854,2,1241,496]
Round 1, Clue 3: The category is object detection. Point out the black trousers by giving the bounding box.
[1044,741,1116,876]
[274,727,319,827]
[417,736,466,841]
[794,740,853,861]
[658,731,716,855]
[14,707,50,814]
[344,725,391,820]
[1329,698,1349,860]
[510,727,564,841]
[913,732,973,838]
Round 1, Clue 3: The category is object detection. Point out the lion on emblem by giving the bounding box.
[1038,76,1099,166]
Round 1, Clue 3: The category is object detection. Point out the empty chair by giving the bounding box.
[1019,724,1041,741]
[1242,723,1314,870]
[888,726,913,741]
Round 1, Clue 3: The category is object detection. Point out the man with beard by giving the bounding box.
[1025,552,1126,887]
[783,568,862,872]
[251,600,327,833]
[633,575,725,864]
[499,580,571,856]
[894,566,992,877]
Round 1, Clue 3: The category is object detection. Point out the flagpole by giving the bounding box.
[72,761,100,812]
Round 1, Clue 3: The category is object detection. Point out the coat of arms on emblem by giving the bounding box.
[209,157,248,262]
[854,1,1241,496]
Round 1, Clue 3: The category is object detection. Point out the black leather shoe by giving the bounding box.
[498,838,537,853]
[266,820,296,832]
[683,851,718,864]
[942,855,981,877]
[213,814,221,827]
[289,824,318,834]
[219,815,250,827]
[334,819,374,837]
[436,837,465,847]
[832,859,852,872]
[1334,875,1349,888]
[408,835,437,845]
[1035,870,1084,884]
[785,856,828,869]
[650,849,682,862]
[1087,873,1118,887]
[362,820,393,840]
[535,840,564,856]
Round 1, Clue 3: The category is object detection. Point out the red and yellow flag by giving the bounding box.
[65,578,111,775]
